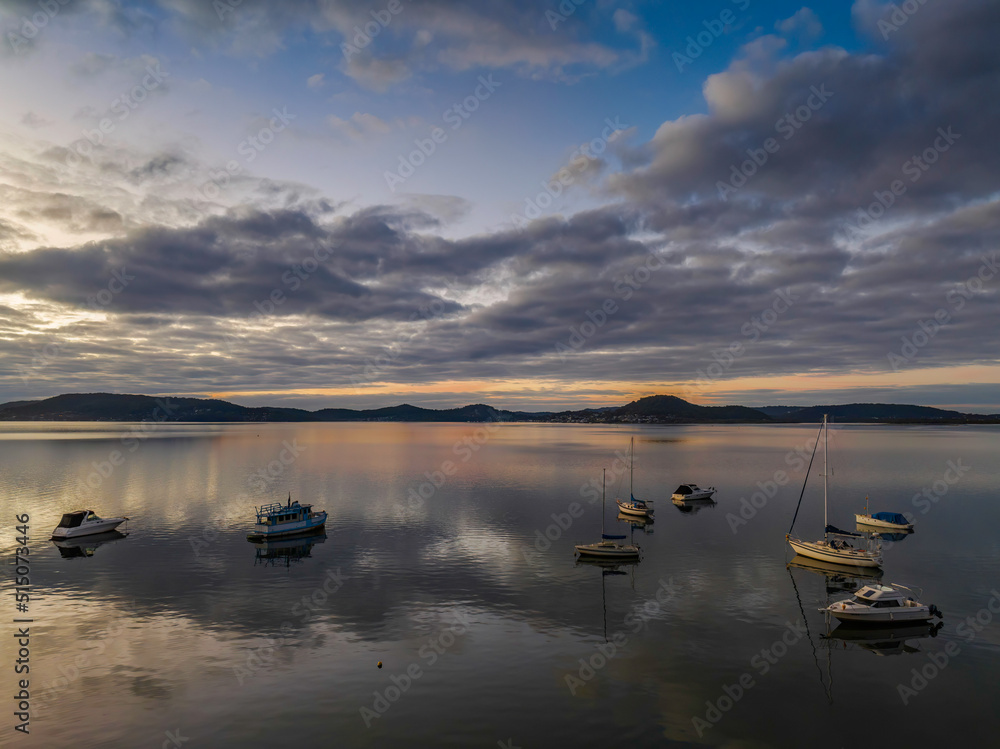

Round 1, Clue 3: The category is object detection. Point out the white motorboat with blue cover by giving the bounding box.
[671,483,715,501]
[247,494,327,541]
[855,496,914,531]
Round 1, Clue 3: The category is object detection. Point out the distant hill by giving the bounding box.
[0,392,996,424]
[769,403,997,423]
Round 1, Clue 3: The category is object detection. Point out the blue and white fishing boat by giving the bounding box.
[247,494,327,541]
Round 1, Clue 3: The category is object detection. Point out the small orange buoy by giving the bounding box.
[377,661,382,669]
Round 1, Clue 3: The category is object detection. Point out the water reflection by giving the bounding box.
[51,530,129,559]
[251,531,328,568]
[823,621,943,657]
[671,497,718,514]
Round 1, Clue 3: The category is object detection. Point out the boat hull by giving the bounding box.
[787,536,882,568]
[616,500,652,518]
[247,513,327,541]
[828,607,934,623]
[575,543,640,559]
[855,515,914,531]
[51,519,126,539]
[672,490,714,501]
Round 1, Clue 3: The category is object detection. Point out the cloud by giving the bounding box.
[306,72,325,89]
[326,111,392,139]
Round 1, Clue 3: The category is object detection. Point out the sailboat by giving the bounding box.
[616,437,653,518]
[786,415,882,568]
[576,469,641,559]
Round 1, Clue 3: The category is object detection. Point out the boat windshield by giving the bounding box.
[86,512,102,521]
[57,512,86,528]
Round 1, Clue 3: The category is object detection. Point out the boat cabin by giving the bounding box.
[672,484,701,496]
[850,585,909,608]
[56,510,101,528]
[255,500,314,526]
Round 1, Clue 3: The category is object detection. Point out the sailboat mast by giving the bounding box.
[630,437,634,498]
[602,468,606,536]
[823,414,828,539]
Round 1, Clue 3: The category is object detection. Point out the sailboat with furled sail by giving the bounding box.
[786,415,882,568]
[576,469,641,559]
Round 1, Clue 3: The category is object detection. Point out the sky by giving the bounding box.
[0,0,998,412]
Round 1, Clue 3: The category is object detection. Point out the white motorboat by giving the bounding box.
[671,483,715,501]
[786,415,883,568]
[616,437,654,519]
[247,494,327,541]
[855,496,914,531]
[51,509,128,539]
[576,469,640,559]
[824,584,942,624]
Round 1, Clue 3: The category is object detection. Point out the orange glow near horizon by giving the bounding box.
[199,363,1000,409]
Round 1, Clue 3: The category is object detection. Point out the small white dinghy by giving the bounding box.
[51,510,128,539]
[824,584,942,624]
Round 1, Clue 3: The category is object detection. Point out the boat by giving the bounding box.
[51,509,128,539]
[576,469,641,559]
[616,437,653,518]
[246,493,327,541]
[671,483,715,500]
[786,415,883,568]
[855,496,914,530]
[824,583,942,624]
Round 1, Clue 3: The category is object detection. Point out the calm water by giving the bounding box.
[2,422,999,748]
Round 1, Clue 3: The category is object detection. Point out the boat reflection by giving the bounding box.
[51,530,129,559]
[671,497,717,514]
[823,621,943,657]
[787,554,883,594]
[616,512,653,533]
[857,523,914,544]
[252,530,327,567]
